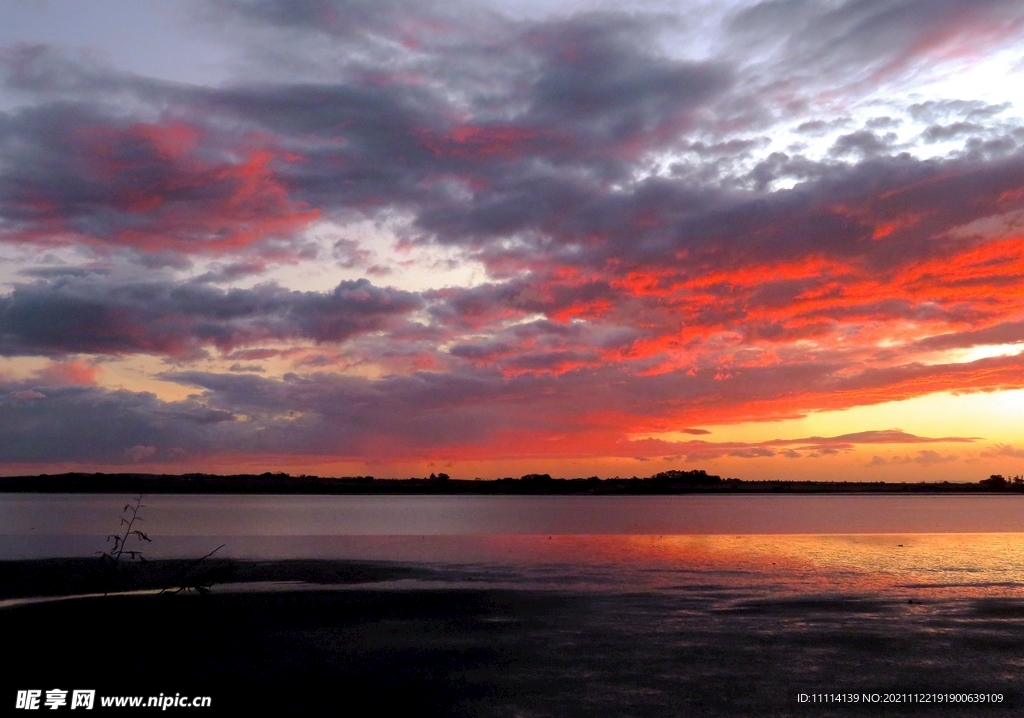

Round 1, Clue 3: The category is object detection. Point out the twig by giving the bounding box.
[160,544,227,595]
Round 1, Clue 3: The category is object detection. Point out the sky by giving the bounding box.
[2,0,1024,480]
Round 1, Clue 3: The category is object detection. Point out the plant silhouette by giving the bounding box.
[98,494,152,594]
[97,494,229,596]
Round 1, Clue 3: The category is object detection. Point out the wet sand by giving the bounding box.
[0,557,422,600]
[4,559,1024,716]
[3,582,565,716]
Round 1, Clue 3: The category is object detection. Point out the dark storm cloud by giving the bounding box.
[0,381,235,463]
[0,275,421,357]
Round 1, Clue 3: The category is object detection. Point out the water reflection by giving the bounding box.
[6,494,1024,601]
[24,532,1008,603]
[481,533,1024,601]
[7,493,1024,535]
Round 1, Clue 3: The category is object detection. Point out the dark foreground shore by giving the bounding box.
[0,557,421,600]
[3,559,1024,717]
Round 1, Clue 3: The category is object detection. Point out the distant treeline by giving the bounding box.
[0,469,1020,494]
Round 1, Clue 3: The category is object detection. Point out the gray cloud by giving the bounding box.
[909,100,1013,124]
[0,381,235,463]
[912,321,1024,353]
[0,275,421,357]
[922,122,985,143]
[829,130,897,158]
[729,0,1024,88]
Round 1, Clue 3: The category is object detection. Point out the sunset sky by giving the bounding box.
[2,0,1024,480]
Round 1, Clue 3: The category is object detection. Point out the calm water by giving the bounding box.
[7,492,1024,538]
[6,493,1024,596]
[6,494,1024,715]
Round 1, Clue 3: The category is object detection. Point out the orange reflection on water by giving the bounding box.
[453,534,1024,600]
[602,533,1024,600]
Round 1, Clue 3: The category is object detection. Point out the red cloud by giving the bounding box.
[2,121,320,256]
[34,360,99,386]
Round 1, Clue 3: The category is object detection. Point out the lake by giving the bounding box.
[4,493,1024,715]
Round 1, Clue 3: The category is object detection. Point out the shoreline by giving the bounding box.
[0,557,423,601]
[0,471,1017,495]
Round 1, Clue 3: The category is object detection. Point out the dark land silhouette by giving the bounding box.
[0,469,1021,494]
